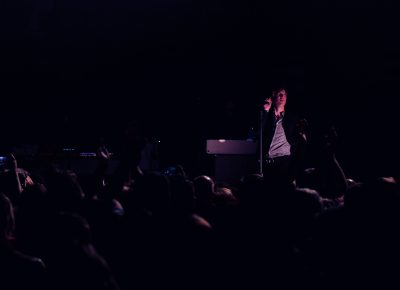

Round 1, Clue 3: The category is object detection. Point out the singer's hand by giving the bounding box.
[264,97,272,111]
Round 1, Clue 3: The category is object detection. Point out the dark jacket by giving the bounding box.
[259,109,307,163]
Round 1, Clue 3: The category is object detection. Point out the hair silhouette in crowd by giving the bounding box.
[0,193,46,290]
[42,212,121,290]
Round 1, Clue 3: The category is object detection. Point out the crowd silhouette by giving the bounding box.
[1,120,400,290]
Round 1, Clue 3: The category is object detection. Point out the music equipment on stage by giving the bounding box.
[206,139,257,155]
[206,139,258,184]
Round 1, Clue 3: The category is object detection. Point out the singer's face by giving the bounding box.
[273,89,287,107]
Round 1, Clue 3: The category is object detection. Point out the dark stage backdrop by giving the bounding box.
[1,0,400,179]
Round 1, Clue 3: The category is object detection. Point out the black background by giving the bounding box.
[1,0,400,178]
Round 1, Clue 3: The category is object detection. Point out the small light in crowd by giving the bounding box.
[218,139,226,143]
[79,152,96,157]
[63,148,75,151]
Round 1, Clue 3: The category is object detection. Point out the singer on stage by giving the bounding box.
[259,87,308,182]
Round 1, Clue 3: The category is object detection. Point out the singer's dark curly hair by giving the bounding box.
[271,87,288,100]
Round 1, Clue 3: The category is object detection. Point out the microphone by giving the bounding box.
[263,97,272,112]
